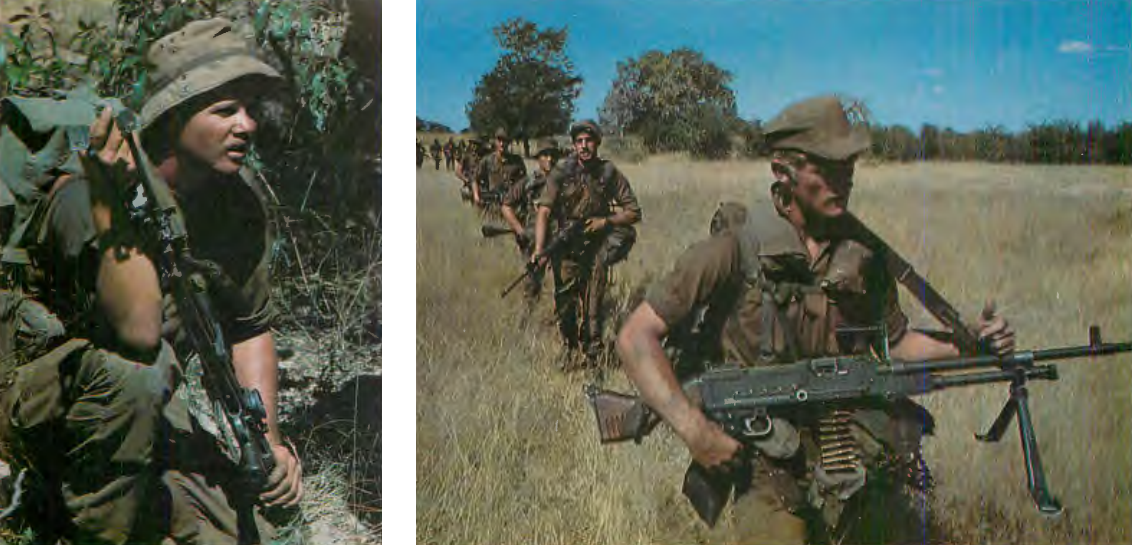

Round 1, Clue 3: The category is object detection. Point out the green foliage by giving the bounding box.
[466,18,582,151]
[600,48,739,159]
[0,4,76,95]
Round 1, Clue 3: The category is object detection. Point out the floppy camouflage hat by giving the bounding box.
[569,119,602,142]
[494,127,509,140]
[763,96,870,160]
[535,138,560,157]
[140,18,281,128]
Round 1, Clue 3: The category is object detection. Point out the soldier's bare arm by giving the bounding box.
[891,301,1015,360]
[232,331,303,507]
[83,106,164,355]
[617,303,741,469]
[533,206,551,260]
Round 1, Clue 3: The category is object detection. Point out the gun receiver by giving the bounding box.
[588,326,1132,524]
[115,110,275,491]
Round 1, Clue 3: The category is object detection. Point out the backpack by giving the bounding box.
[0,89,121,368]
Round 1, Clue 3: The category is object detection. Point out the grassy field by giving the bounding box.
[417,156,1132,544]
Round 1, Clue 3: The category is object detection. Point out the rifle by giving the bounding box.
[480,224,514,238]
[500,220,583,298]
[587,325,1132,526]
[115,111,275,490]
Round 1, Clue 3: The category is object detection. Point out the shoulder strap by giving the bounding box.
[843,213,981,354]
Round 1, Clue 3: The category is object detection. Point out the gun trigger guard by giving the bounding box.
[742,413,773,438]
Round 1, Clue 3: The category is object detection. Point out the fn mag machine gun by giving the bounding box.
[588,324,1132,525]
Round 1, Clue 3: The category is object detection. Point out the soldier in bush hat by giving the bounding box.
[473,126,526,209]
[2,17,302,544]
[616,95,1015,543]
[501,137,562,302]
[534,120,641,368]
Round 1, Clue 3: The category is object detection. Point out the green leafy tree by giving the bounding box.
[599,48,738,158]
[466,18,582,157]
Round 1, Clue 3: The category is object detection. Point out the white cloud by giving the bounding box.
[1058,40,1094,54]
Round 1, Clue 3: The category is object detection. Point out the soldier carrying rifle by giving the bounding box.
[473,127,526,210]
[497,138,562,304]
[535,120,640,368]
[0,19,301,544]
[615,96,1014,543]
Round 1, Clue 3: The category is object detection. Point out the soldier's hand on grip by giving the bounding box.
[684,417,744,474]
[976,300,1015,357]
[80,106,140,234]
[261,442,303,508]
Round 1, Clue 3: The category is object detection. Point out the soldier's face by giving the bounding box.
[179,92,260,175]
[538,152,555,173]
[574,133,599,161]
[495,137,507,153]
[790,155,855,219]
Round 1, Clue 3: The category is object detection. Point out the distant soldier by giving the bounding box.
[443,137,455,171]
[430,138,442,170]
[416,138,425,169]
[534,120,641,366]
[456,139,482,203]
[501,138,561,302]
[473,127,526,209]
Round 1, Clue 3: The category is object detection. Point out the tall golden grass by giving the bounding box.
[417,156,1132,545]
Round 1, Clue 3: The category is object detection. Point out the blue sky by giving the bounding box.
[417,0,1131,134]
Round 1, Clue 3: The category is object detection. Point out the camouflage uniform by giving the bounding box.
[443,139,455,171]
[456,141,481,203]
[643,97,934,544]
[501,139,558,301]
[0,19,285,545]
[537,150,640,356]
[430,139,442,170]
[476,146,527,198]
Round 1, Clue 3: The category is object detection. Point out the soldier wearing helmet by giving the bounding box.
[501,138,561,303]
[616,96,1015,543]
[472,127,526,208]
[534,120,641,367]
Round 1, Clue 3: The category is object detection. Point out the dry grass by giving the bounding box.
[417,157,1132,544]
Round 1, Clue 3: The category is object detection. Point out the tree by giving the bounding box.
[599,48,738,158]
[466,18,582,156]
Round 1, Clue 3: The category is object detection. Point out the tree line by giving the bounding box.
[462,17,1132,164]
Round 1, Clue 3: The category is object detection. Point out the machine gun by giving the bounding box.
[587,325,1132,525]
[115,110,275,491]
[500,220,583,298]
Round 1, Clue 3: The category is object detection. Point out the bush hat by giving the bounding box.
[569,120,602,142]
[494,127,509,140]
[763,96,870,161]
[140,18,281,128]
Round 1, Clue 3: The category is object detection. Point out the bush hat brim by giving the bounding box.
[763,96,870,161]
[140,19,281,129]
